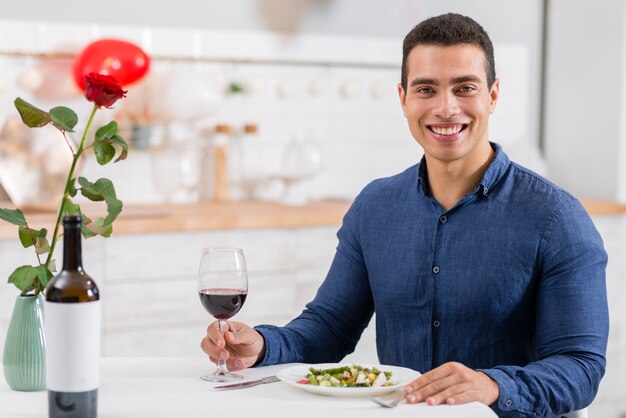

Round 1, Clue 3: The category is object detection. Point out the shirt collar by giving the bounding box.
[416,142,510,197]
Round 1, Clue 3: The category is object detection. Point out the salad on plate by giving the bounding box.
[298,364,394,388]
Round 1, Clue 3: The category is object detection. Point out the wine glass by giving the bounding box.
[198,247,249,382]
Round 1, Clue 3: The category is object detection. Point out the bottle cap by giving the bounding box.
[215,124,232,134]
[243,124,258,134]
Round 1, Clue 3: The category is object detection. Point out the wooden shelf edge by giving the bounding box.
[1,197,624,240]
[0,200,352,240]
[580,199,626,216]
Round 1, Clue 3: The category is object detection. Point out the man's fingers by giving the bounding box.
[207,322,226,348]
[424,383,469,405]
[200,322,230,361]
[405,362,458,393]
[404,362,499,407]
[405,374,463,404]
[445,388,484,405]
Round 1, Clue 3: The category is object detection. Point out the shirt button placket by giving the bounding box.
[432,266,439,274]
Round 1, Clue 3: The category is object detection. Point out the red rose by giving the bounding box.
[84,73,127,108]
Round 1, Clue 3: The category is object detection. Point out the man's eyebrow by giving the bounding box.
[451,75,482,84]
[409,78,438,86]
[409,75,483,87]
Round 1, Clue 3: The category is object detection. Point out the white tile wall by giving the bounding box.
[0,19,530,205]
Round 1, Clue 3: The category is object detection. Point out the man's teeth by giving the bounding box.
[431,125,463,135]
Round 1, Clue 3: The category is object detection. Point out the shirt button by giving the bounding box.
[439,216,447,223]
[433,320,440,327]
[432,266,440,274]
[505,399,512,407]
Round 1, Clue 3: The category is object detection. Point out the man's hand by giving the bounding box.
[200,321,266,370]
[404,362,499,406]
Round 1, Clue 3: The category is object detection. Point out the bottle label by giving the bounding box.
[45,301,101,392]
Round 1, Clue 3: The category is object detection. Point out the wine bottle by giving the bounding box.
[45,215,100,418]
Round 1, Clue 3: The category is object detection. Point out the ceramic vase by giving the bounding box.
[2,294,46,391]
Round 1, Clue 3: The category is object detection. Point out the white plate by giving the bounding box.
[276,363,420,397]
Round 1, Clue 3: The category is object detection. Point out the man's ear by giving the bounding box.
[489,78,500,114]
[398,83,407,117]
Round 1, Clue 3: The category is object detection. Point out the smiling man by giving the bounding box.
[201,14,609,418]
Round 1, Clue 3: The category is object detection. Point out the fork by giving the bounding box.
[371,392,407,408]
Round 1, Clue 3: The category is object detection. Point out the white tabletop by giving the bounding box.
[0,357,497,418]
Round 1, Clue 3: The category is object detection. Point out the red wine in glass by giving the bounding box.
[198,247,248,382]
[199,288,247,319]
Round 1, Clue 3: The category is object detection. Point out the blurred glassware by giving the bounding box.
[151,125,208,203]
[238,124,276,200]
[212,124,235,202]
[0,117,75,208]
[279,134,322,205]
[130,124,152,150]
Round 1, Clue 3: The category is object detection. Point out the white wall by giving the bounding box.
[545,0,626,202]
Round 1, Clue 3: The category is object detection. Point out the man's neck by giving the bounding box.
[425,142,495,211]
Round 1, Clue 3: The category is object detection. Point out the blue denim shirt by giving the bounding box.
[255,143,608,417]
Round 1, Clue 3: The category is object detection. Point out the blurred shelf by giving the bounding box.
[1,198,623,240]
[580,199,626,216]
[0,200,351,239]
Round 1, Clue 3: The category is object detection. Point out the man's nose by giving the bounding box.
[432,92,460,118]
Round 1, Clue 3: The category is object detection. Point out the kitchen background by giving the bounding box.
[0,0,624,417]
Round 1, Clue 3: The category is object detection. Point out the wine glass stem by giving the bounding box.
[216,320,229,375]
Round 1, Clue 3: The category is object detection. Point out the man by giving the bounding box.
[201,13,608,417]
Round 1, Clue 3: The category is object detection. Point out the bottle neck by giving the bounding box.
[62,224,83,271]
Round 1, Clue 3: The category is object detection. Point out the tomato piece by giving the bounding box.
[297,379,310,384]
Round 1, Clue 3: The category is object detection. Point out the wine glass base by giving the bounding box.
[200,370,244,382]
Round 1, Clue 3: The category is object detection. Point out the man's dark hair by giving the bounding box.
[401,13,496,91]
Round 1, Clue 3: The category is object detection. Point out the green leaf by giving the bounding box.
[84,217,113,237]
[68,179,77,197]
[38,228,48,238]
[8,265,39,293]
[77,177,104,202]
[81,225,97,239]
[14,98,51,128]
[0,208,27,226]
[109,135,128,162]
[93,141,115,165]
[228,81,244,94]
[95,121,118,140]
[93,134,128,165]
[49,106,78,132]
[62,197,81,216]
[48,259,57,273]
[35,265,53,292]
[98,179,123,225]
[77,177,122,225]
[35,236,50,255]
[18,226,36,248]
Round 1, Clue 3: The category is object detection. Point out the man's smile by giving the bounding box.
[427,123,469,136]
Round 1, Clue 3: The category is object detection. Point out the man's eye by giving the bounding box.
[458,86,476,94]
[415,87,434,94]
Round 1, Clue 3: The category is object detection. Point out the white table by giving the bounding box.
[0,357,497,417]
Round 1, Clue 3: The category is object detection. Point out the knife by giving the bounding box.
[213,375,280,390]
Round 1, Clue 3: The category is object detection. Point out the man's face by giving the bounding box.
[398,44,499,165]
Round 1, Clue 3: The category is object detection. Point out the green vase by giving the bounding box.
[2,294,46,391]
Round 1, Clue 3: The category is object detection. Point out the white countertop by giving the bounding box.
[0,357,497,418]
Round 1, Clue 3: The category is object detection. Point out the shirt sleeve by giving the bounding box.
[254,191,375,366]
[479,195,609,417]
